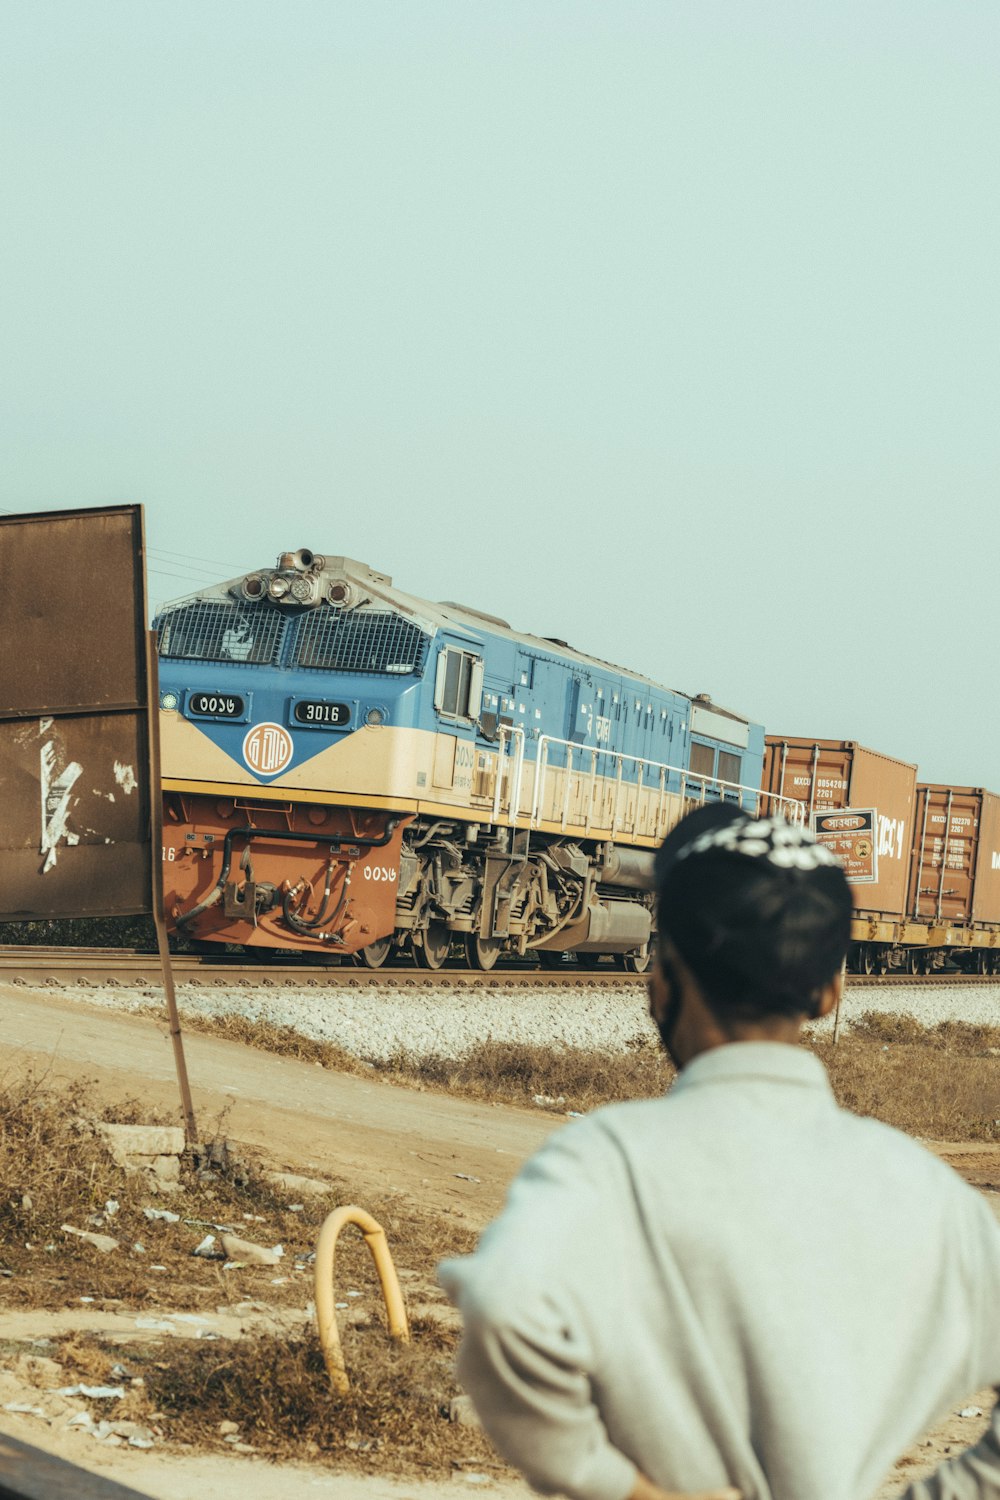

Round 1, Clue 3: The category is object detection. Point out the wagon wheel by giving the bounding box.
[414,920,451,970]
[465,935,503,971]
[975,950,991,976]
[358,937,393,969]
[905,949,923,976]
[616,947,653,975]
[857,946,875,977]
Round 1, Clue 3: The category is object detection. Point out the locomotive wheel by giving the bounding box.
[465,934,503,971]
[858,946,875,977]
[616,948,653,975]
[536,951,566,969]
[414,921,451,970]
[358,937,393,969]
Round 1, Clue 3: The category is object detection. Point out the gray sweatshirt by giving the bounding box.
[439,1042,1000,1500]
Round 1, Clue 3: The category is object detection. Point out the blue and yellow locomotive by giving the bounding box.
[155,550,781,969]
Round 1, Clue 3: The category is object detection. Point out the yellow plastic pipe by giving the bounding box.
[314,1204,411,1394]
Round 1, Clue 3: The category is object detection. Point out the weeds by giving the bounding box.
[0,1072,473,1310]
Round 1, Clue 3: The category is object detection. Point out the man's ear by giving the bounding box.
[814,964,844,1020]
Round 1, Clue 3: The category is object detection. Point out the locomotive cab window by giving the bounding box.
[434,648,484,721]
[718,750,742,785]
[690,741,715,778]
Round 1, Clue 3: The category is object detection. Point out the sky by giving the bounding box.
[1,2,998,786]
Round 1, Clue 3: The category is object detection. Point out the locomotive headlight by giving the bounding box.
[160,691,180,711]
[365,706,386,726]
[327,580,354,607]
[268,575,290,599]
[241,574,266,600]
[290,575,315,603]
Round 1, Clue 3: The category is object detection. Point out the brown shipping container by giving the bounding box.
[762,738,917,921]
[908,785,1000,927]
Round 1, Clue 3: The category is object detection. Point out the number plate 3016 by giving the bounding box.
[293,699,352,727]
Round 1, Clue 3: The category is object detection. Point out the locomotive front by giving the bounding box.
[156,551,426,963]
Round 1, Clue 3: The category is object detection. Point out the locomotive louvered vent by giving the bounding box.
[157,601,287,665]
[293,608,429,675]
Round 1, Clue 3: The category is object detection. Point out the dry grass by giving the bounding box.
[176,1007,1000,1141]
[0,1071,473,1311]
[49,1324,503,1476]
[813,1011,1000,1142]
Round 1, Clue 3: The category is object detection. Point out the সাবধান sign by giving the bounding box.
[812,808,879,884]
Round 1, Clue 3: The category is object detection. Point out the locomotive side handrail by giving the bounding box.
[526,735,805,838]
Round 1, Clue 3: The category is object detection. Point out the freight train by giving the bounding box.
[153,549,1000,974]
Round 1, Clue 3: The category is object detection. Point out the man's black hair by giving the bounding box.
[653,803,853,1022]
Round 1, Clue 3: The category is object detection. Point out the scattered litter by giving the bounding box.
[110,1364,132,1380]
[3,1403,46,1418]
[193,1235,218,1258]
[288,1204,304,1212]
[335,1302,348,1309]
[105,1200,120,1217]
[455,1174,481,1184]
[532,1094,566,1108]
[133,1244,145,1254]
[346,1290,362,1298]
[143,1208,180,1224]
[218,1420,240,1436]
[270,1277,288,1285]
[62,1223,119,1254]
[79,1297,95,1304]
[57,1384,125,1400]
[0,1269,12,1278]
[958,1406,984,1418]
[151,1265,167,1272]
[567,1111,584,1118]
[223,1261,246,1271]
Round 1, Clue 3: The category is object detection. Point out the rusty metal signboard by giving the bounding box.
[0,506,152,918]
[812,807,878,884]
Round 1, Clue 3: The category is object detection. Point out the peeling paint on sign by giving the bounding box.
[113,761,137,795]
[39,740,83,874]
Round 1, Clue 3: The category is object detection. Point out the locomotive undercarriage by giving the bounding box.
[163,793,655,972]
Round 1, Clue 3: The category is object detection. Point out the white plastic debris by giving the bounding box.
[958,1406,984,1418]
[455,1174,481,1183]
[105,1200,120,1217]
[193,1234,218,1258]
[143,1207,180,1223]
[62,1223,119,1254]
[57,1384,125,1400]
[3,1402,46,1418]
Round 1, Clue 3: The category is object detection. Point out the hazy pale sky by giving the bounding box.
[2,2,997,786]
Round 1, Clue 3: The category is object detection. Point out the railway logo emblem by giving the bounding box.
[243,722,293,777]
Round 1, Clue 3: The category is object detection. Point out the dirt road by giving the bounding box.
[0,984,557,1224]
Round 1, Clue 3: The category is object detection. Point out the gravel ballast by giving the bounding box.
[41,977,1000,1063]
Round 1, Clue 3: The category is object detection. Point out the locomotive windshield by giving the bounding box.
[156,596,429,676]
[157,600,288,665]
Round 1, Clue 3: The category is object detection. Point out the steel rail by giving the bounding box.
[0,948,998,990]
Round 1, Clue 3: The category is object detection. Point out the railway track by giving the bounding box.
[1,946,999,990]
